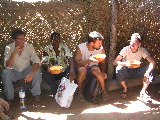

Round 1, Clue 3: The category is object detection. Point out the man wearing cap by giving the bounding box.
[113,33,156,100]
[74,31,108,101]
[41,32,75,96]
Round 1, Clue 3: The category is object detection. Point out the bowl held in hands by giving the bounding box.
[93,54,106,62]
[49,66,63,74]
[130,60,141,68]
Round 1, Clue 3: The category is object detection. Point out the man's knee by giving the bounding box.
[1,69,13,82]
[90,66,101,76]
[2,69,12,75]
[77,67,87,75]
[1,69,14,84]
[76,67,87,84]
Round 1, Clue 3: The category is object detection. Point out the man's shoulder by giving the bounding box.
[78,42,86,47]
[138,46,148,52]
[6,42,14,47]
[120,46,130,51]
[60,43,71,50]
[139,46,146,50]
[44,44,52,50]
[123,46,130,49]
[25,42,33,47]
[60,43,68,47]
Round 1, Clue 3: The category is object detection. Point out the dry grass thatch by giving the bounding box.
[0,0,159,73]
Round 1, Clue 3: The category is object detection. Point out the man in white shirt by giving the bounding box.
[74,31,108,101]
[113,33,156,100]
[2,29,42,106]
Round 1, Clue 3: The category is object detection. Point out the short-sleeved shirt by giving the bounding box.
[119,46,150,62]
[78,42,103,67]
[4,42,40,72]
[42,43,73,72]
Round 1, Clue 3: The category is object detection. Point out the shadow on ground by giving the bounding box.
[2,83,160,120]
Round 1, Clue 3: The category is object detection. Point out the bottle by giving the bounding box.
[19,87,26,109]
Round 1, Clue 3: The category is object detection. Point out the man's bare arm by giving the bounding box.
[74,46,92,67]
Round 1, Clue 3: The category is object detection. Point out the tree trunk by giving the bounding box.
[107,0,118,81]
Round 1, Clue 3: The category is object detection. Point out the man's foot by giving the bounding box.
[77,91,85,101]
[120,92,127,99]
[33,95,42,103]
[120,88,127,99]
[101,90,109,101]
[138,91,152,103]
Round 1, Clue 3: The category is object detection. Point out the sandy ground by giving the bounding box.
[2,83,160,120]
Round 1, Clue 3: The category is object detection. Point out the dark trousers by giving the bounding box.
[42,66,77,95]
[116,66,156,83]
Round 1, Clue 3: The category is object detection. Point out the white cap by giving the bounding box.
[131,33,141,40]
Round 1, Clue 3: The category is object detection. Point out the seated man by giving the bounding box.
[2,29,42,106]
[113,33,156,99]
[41,32,75,96]
[74,31,108,101]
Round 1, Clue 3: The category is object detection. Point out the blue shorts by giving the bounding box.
[86,65,99,79]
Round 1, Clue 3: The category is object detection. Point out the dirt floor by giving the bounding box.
[2,83,160,120]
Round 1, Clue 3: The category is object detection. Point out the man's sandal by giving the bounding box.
[120,92,127,99]
[77,91,85,101]
[101,90,109,101]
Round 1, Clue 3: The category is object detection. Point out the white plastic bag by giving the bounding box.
[55,77,78,108]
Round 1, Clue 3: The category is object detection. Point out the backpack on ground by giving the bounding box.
[83,75,101,104]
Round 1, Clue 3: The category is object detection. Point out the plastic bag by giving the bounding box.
[55,77,78,108]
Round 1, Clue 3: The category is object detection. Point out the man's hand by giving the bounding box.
[89,56,99,63]
[69,71,76,82]
[143,76,150,84]
[143,72,150,83]
[102,73,107,79]
[24,72,34,83]
[13,46,23,55]
[0,98,9,113]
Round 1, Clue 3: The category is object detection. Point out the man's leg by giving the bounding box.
[77,67,87,92]
[120,81,127,93]
[140,80,150,96]
[42,70,58,95]
[90,66,106,92]
[119,81,128,98]
[116,66,132,98]
[21,67,42,97]
[76,67,87,101]
[133,66,156,97]
[1,69,21,100]
[90,66,109,100]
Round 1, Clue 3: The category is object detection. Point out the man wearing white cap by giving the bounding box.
[113,33,156,100]
[74,31,108,101]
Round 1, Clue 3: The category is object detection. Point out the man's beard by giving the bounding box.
[92,46,100,50]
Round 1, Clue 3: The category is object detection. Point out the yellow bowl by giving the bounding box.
[49,66,63,74]
[130,60,141,68]
[93,54,106,62]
